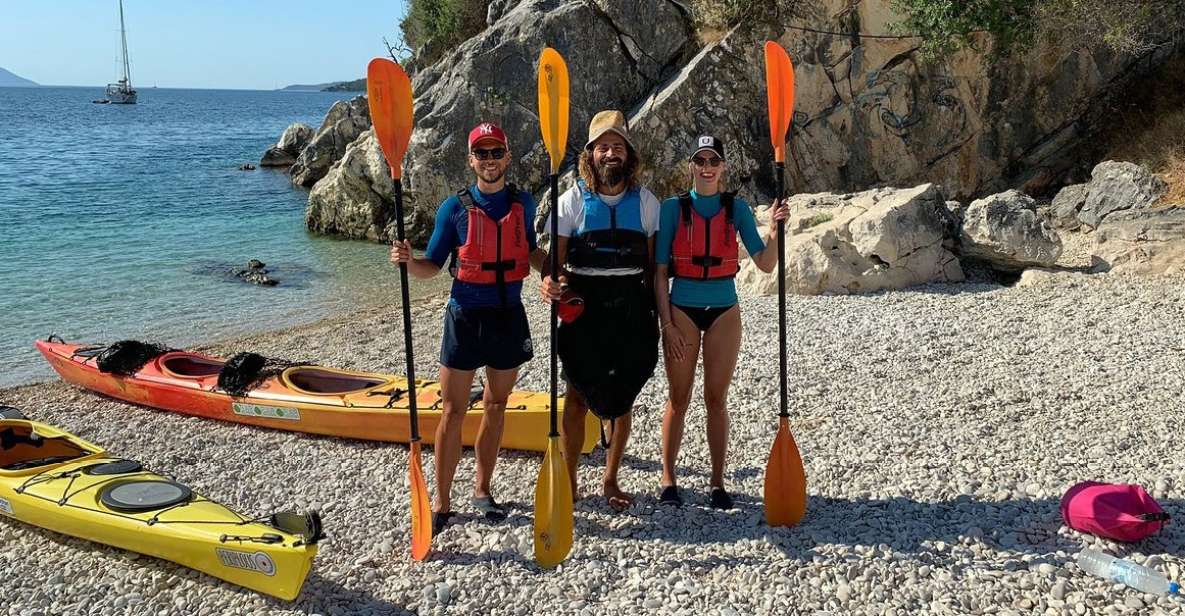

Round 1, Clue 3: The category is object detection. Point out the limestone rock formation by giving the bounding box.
[1092,205,1185,274]
[260,123,313,168]
[735,184,964,295]
[291,96,372,187]
[306,130,434,245]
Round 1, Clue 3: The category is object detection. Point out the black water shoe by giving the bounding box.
[709,487,734,510]
[431,511,455,535]
[659,485,683,507]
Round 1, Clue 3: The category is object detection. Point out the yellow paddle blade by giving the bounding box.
[408,441,433,560]
[537,47,570,175]
[533,436,573,567]
[367,57,414,180]
[763,41,796,163]
[764,416,807,527]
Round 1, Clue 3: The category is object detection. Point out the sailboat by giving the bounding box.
[101,0,137,104]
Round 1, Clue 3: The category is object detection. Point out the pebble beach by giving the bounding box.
[2,270,1184,615]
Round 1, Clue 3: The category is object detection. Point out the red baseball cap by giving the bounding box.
[468,122,508,149]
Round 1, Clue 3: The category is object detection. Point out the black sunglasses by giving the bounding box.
[692,156,723,168]
[471,147,507,161]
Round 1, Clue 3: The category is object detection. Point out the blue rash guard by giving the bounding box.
[424,185,538,308]
[655,190,765,308]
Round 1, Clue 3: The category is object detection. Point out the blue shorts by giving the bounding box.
[440,302,534,371]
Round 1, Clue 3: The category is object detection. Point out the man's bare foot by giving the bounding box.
[604,482,633,512]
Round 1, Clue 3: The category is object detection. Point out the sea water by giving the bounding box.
[0,86,432,387]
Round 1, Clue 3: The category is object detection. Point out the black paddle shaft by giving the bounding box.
[393,180,420,441]
[776,162,788,419]
[548,173,559,437]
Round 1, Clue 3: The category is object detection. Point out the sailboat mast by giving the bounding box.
[119,0,131,87]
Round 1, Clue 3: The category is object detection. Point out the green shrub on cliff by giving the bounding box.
[891,0,1185,58]
[401,0,491,66]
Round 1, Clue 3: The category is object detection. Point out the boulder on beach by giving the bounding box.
[959,190,1062,271]
[1077,161,1167,229]
[735,184,964,296]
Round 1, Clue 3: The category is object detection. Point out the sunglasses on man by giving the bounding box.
[692,156,723,168]
[471,147,507,160]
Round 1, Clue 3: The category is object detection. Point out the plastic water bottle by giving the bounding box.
[1077,549,1181,596]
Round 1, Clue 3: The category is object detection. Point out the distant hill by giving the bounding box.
[279,78,366,92]
[279,83,332,92]
[323,78,365,92]
[0,67,38,87]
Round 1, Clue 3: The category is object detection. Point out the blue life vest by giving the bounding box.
[568,180,649,270]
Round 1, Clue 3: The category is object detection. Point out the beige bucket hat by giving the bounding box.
[584,110,635,150]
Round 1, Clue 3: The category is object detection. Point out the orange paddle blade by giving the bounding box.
[537,47,570,174]
[367,58,414,180]
[763,41,796,163]
[764,416,807,527]
[533,436,573,567]
[408,441,432,560]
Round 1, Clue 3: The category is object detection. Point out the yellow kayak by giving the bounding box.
[0,411,321,600]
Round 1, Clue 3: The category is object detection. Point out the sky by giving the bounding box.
[0,1,409,90]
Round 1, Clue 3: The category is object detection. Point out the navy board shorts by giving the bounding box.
[440,302,534,371]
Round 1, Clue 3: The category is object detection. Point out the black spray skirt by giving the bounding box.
[557,273,659,420]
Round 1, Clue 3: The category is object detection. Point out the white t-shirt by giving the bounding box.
[543,184,662,276]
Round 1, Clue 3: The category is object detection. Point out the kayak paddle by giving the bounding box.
[533,46,574,568]
[761,41,808,528]
[367,57,432,560]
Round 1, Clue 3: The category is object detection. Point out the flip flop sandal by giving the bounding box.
[606,494,633,513]
[470,496,508,522]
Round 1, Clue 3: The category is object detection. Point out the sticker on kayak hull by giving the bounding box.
[232,403,301,422]
[216,548,276,576]
[0,497,11,515]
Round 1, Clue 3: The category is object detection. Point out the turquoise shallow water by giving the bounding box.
[0,86,419,388]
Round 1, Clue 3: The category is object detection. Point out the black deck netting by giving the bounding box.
[95,340,177,376]
[217,352,307,397]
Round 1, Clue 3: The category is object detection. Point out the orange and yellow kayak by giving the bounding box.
[36,339,598,453]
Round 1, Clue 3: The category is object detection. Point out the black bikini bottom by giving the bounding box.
[673,304,736,332]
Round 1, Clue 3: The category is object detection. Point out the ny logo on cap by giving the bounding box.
[699,136,713,147]
[479,123,495,135]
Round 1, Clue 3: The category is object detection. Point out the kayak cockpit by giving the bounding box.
[281,367,392,396]
[160,353,225,379]
[0,424,94,471]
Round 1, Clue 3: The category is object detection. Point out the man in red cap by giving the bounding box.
[391,121,547,534]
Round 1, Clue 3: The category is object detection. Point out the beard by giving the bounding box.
[595,158,626,187]
[477,167,505,184]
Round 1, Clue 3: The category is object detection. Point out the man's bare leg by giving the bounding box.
[602,413,633,511]
[560,384,589,499]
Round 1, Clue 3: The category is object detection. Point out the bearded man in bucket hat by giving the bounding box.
[541,110,661,511]
[392,121,547,534]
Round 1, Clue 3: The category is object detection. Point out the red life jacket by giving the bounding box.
[451,185,531,286]
[670,192,739,280]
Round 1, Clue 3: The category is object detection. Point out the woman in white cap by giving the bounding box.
[652,135,788,509]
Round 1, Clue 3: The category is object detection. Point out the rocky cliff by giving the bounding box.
[266,0,1185,289]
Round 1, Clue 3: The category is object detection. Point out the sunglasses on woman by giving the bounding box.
[691,156,723,168]
[471,147,507,160]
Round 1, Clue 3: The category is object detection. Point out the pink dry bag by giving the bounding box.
[1060,481,1170,543]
